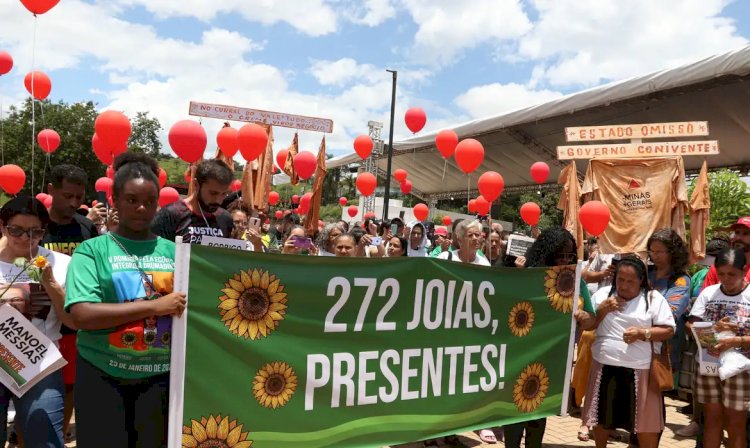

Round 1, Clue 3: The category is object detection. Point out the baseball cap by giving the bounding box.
[730,217,750,231]
[434,227,448,237]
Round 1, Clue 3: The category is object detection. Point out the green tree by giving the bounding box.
[129,111,162,157]
[688,169,750,233]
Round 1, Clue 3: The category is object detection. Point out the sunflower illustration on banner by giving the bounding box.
[218,269,288,340]
[544,265,576,313]
[181,415,253,448]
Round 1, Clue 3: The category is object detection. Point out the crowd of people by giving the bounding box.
[0,152,748,448]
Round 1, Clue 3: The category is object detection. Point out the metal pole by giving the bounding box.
[383,70,397,220]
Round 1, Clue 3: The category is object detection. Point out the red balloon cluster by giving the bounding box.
[356,172,377,197]
[579,201,611,236]
[0,51,12,76]
[475,196,490,216]
[169,120,206,164]
[468,199,477,213]
[94,111,131,164]
[413,203,429,221]
[353,135,374,159]
[299,193,313,215]
[400,180,412,194]
[24,71,51,100]
[435,130,458,159]
[37,129,60,154]
[393,169,407,183]
[238,123,268,162]
[520,202,541,226]
[347,205,358,218]
[294,151,317,180]
[159,187,180,208]
[454,139,484,174]
[216,126,239,158]
[405,107,427,133]
[230,179,242,192]
[268,191,280,206]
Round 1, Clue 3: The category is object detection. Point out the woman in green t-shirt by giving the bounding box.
[65,153,186,447]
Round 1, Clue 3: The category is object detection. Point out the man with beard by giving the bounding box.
[152,159,234,244]
[701,217,750,289]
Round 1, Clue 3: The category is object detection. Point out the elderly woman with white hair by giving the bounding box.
[436,220,490,266]
[315,223,346,257]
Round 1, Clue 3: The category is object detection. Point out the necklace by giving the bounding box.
[197,201,211,228]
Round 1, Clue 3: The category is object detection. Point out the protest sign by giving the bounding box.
[0,305,66,397]
[506,234,536,258]
[691,322,720,377]
[169,243,579,447]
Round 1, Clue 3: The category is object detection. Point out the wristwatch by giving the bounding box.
[644,328,652,341]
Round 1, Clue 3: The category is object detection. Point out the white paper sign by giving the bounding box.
[506,234,536,258]
[691,322,720,377]
[0,305,66,397]
[189,101,334,133]
[200,236,249,251]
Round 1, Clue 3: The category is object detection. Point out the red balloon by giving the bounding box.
[275,210,283,219]
[95,177,113,195]
[364,212,376,219]
[468,199,477,213]
[300,193,313,210]
[0,164,27,194]
[356,172,377,197]
[20,0,60,14]
[293,151,317,180]
[291,195,299,205]
[92,134,113,165]
[268,191,280,206]
[106,165,114,179]
[579,201,611,237]
[276,149,288,171]
[435,130,458,158]
[158,187,180,208]
[158,168,167,188]
[520,202,541,226]
[338,197,347,207]
[400,180,412,194]
[284,209,292,216]
[413,203,429,221]
[42,196,52,208]
[37,129,60,153]
[24,71,51,100]
[454,139,484,174]
[184,171,191,183]
[237,123,268,162]
[477,171,504,202]
[405,107,427,133]
[353,135,374,159]
[0,51,13,76]
[347,205,358,218]
[169,120,207,164]
[95,111,131,150]
[442,215,452,226]
[393,169,407,183]
[475,196,490,216]
[35,193,50,204]
[230,179,242,192]
[530,162,550,184]
[216,126,239,158]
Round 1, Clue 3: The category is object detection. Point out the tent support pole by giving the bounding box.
[383,69,397,220]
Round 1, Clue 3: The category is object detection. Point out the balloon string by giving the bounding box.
[1,95,4,165]
[441,159,447,181]
[467,175,470,209]
[30,14,39,196]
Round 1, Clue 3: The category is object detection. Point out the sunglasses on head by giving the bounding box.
[5,225,45,239]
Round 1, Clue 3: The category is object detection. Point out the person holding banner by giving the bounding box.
[65,153,187,447]
[689,248,750,448]
[0,196,75,447]
[579,255,675,448]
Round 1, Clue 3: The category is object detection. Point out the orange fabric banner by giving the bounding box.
[283,133,299,186]
[581,157,688,254]
[557,161,584,259]
[253,126,274,210]
[689,160,711,263]
[305,137,327,236]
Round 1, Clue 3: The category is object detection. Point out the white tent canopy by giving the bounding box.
[327,45,750,200]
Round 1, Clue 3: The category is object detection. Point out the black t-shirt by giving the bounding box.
[152,200,234,244]
[42,213,99,334]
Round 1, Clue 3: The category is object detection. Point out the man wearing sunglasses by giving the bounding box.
[152,159,234,244]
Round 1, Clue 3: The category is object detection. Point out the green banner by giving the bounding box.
[173,245,577,448]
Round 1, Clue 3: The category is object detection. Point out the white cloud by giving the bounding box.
[454,82,563,118]
[113,0,338,36]
[401,0,532,66]
[309,57,432,88]
[520,0,748,87]
[343,0,397,26]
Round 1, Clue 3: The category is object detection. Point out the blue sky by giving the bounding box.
[1,0,749,157]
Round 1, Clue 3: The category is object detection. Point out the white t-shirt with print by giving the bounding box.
[437,250,491,266]
[0,247,69,344]
[691,284,750,356]
[592,286,676,369]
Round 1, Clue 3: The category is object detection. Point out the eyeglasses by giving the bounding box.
[5,225,45,239]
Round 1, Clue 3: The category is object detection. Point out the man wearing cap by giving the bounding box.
[429,227,452,257]
[701,217,750,290]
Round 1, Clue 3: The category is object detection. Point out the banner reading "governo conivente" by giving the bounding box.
[169,244,579,448]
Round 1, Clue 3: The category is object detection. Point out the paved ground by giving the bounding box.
[5,397,696,447]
